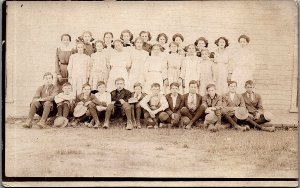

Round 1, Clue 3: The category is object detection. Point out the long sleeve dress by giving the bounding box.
[143,55,168,94]
[67,53,91,96]
[231,47,256,93]
[166,52,184,94]
[213,48,233,95]
[89,51,109,90]
[199,59,215,96]
[55,45,73,87]
[127,49,149,91]
[106,50,131,92]
[180,54,201,94]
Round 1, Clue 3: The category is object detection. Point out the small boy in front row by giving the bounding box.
[241,80,275,131]
[54,82,76,118]
[130,82,147,129]
[23,72,59,129]
[140,83,169,129]
[103,77,133,130]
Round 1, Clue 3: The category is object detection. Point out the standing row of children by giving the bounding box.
[23,72,275,132]
[55,30,255,98]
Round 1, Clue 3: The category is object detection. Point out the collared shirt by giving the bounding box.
[247,92,254,101]
[134,92,142,100]
[171,94,178,109]
[202,93,222,109]
[229,92,235,101]
[33,84,59,101]
[188,93,197,110]
[111,88,132,102]
[140,94,169,111]
[95,92,112,105]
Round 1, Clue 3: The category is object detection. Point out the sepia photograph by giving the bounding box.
[3,0,298,187]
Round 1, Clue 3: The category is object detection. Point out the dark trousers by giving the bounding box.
[28,101,57,121]
[57,102,73,118]
[180,105,206,124]
[105,102,132,122]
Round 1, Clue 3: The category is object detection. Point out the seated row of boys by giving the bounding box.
[23,72,275,132]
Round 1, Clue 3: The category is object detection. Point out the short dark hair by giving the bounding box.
[120,29,133,42]
[206,84,216,91]
[170,82,180,89]
[62,82,72,88]
[43,72,53,79]
[139,31,152,41]
[245,80,254,87]
[103,32,113,40]
[97,81,106,87]
[194,37,208,48]
[60,34,71,42]
[115,77,125,84]
[215,37,229,48]
[151,83,160,88]
[156,33,168,43]
[172,33,184,42]
[133,82,143,89]
[189,80,199,87]
[228,81,237,86]
[238,34,250,43]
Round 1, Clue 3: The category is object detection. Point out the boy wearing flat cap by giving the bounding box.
[23,72,59,129]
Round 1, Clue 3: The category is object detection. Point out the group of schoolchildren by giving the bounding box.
[22,30,275,132]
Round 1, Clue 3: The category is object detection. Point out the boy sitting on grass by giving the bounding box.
[140,83,169,129]
[54,82,76,118]
[23,72,59,129]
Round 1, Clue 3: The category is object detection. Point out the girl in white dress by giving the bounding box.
[106,40,131,92]
[181,44,201,94]
[231,35,255,93]
[143,44,168,94]
[213,37,233,95]
[89,40,109,90]
[67,42,91,96]
[166,42,184,94]
[199,48,215,96]
[128,37,149,91]
[172,33,186,56]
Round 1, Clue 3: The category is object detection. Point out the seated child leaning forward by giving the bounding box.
[129,82,147,129]
[54,82,76,118]
[140,83,169,129]
[103,77,133,130]
[23,72,59,129]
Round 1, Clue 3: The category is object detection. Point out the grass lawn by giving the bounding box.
[5,120,298,178]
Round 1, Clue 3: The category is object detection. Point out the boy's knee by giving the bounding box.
[43,101,53,108]
[181,107,189,115]
[122,102,131,110]
[87,102,96,109]
[159,112,169,122]
[31,101,41,108]
[136,103,141,108]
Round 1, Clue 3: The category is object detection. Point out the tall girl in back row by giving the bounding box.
[55,34,73,90]
[106,40,131,92]
[213,37,233,95]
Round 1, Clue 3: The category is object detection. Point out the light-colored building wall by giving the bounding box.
[5,1,298,117]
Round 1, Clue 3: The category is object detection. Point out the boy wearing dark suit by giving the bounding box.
[163,82,184,128]
[242,80,275,131]
[23,72,59,129]
[180,80,206,129]
[103,77,133,130]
